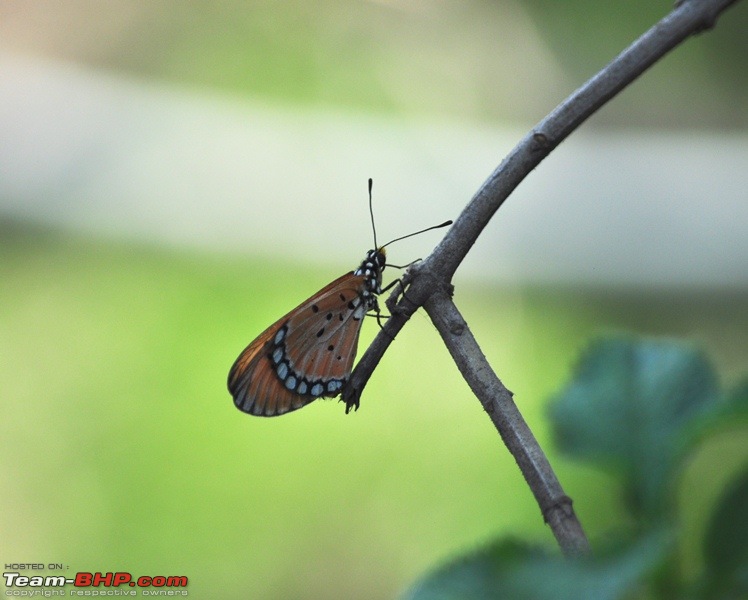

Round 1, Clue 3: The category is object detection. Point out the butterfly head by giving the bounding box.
[354,248,386,303]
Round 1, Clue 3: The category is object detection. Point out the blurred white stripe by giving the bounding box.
[2,53,747,286]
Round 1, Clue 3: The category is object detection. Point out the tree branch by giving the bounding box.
[423,290,590,556]
[342,0,742,555]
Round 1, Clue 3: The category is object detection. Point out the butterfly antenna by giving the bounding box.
[368,178,378,249]
[382,220,453,249]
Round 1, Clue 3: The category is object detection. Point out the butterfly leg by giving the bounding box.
[375,309,390,332]
[382,276,419,317]
[381,258,423,313]
[364,298,397,340]
[384,258,422,270]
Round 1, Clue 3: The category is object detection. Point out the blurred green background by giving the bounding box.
[2,1,747,598]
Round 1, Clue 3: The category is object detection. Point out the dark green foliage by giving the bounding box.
[548,338,720,519]
[405,337,748,600]
[702,461,748,598]
[404,533,670,600]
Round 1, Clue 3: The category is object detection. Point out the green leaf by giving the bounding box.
[702,467,748,599]
[708,378,748,429]
[402,539,542,600]
[548,337,720,519]
[402,532,670,600]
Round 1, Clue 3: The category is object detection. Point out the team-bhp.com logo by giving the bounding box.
[4,570,189,596]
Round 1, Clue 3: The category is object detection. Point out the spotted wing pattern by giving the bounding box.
[228,273,369,417]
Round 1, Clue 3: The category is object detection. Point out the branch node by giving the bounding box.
[449,319,465,336]
[674,0,720,33]
[541,494,574,524]
[531,131,552,151]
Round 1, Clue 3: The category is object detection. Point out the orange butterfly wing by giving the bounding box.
[228,272,369,417]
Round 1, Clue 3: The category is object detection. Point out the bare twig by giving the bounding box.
[424,289,590,556]
[342,0,742,556]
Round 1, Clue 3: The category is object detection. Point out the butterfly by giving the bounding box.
[228,179,451,417]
